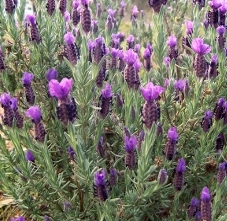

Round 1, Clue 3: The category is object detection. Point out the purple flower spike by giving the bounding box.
[124,49,138,65]
[26,14,36,25]
[10,97,18,110]
[26,149,35,162]
[167,127,178,143]
[218,97,225,106]
[158,169,168,184]
[201,186,211,201]
[107,9,117,18]
[208,0,222,9]
[140,82,164,102]
[216,26,226,35]
[64,32,75,45]
[64,11,70,22]
[174,79,186,91]
[49,78,73,100]
[191,38,212,55]
[67,146,75,160]
[185,20,194,35]
[94,169,106,186]
[46,68,58,81]
[176,158,186,172]
[0,93,11,106]
[167,35,177,48]
[101,84,113,99]
[22,72,34,85]
[124,135,137,152]
[26,106,42,123]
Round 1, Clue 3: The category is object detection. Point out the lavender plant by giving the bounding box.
[1,0,227,220]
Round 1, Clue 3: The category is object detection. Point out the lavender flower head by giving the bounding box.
[10,216,25,221]
[124,135,137,152]
[94,169,106,186]
[163,56,171,67]
[216,25,226,35]
[176,158,186,172]
[185,20,194,35]
[25,106,42,123]
[22,72,34,85]
[201,186,211,201]
[140,82,164,102]
[67,146,75,160]
[168,127,178,143]
[134,60,141,72]
[204,110,213,119]
[0,93,11,107]
[158,169,168,184]
[64,32,75,45]
[174,79,186,91]
[26,14,36,25]
[127,35,135,44]
[208,0,222,9]
[111,48,119,57]
[124,49,138,65]
[46,68,58,81]
[26,149,35,162]
[121,1,126,8]
[101,84,113,99]
[167,35,177,48]
[49,78,73,100]
[191,38,212,55]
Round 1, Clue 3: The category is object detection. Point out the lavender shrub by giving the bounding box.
[0,0,227,220]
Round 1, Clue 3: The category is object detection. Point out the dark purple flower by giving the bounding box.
[200,186,212,220]
[188,197,199,219]
[216,25,226,35]
[64,202,71,211]
[167,35,177,48]
[44,215,52,221]
[67,146,75,160]
[174,79,186,91]
[72,0,79,8]
[22,72,34,85]
[94,169,108,201]
[205,110,213,119]
[217,162,226,184]
[133,60,141,72]
[46,68,58,81]
[158,169,168,184]
[49,78,73,100]
[124,49,138,65]
[190,197,199,207]
[168,127,178,143]
[211,54,218,63]
[25,106,42,123]
[107,8,117,18]
[109,168,117,186]
[26,149,35,162]
[64,32,75,45]
[0,93,11,107]
[101,84,113,99]
[140,82,164,102]
[26,14,36,25]
[191,38,212,55]
[185,20,194,35]
[124,135,137,152]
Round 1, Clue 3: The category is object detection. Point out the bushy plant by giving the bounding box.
[1,0,227,220]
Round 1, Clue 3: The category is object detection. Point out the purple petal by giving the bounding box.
[167,35,177,48]
[25,106,42,122]
[46,68,58,81]
[64,32,75,45]
[124,135,137,152]
[101,83,113,98]
[10,97,18,110]
[185,20,194,35]
[0,93,11,106]
[167,127,178,142]
[176,158,186,172]
[22,72,34,85]
[191,38,211,55]
[200,186,211,201]
[174,79,186,91]
[26,14,36,25]
[94,169,106,186]
[124,49,138,65]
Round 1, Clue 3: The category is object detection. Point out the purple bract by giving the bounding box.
[101,83,113,99]
[124,135,137,152]
[191,38,211,55]
[25,106,42,123]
